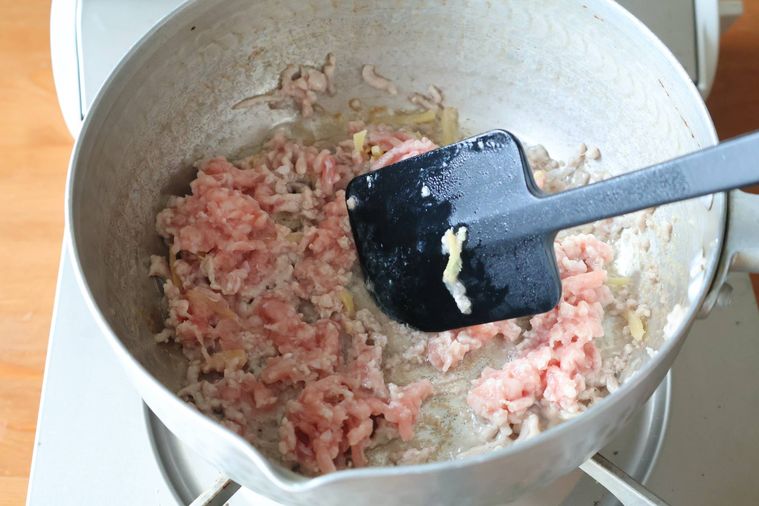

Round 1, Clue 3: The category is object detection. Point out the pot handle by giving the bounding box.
[189,475,241,506]
[580,454,669,505]
[699,189,759,317]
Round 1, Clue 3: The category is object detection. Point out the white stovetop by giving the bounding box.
[34,1,757,504]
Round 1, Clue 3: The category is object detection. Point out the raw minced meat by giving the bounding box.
[151,70,652,473]
[426,320,522,372]
[153,123,440,475]
[278,374,432,473]
[467,235,613,426]
[233,54,336,117]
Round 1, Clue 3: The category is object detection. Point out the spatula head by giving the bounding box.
[345,130,562,332]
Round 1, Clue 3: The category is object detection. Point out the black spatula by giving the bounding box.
[345,129,759,332]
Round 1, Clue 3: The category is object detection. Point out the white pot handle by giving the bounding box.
[580,454,669,505]
[189,475,241,506]
[699,189,759,316]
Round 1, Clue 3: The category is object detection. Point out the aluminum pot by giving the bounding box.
[65,0,759,504]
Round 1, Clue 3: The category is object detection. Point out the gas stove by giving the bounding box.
[32,1,758,505]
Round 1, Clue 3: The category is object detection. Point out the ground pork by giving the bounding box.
[426,321,522,372]
[154,124,440,475]
[467,235,613,428]
[233,54,336,117]
[153,67,646,472]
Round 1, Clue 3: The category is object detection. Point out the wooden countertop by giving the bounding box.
[0,1,758,504]
[0,1,71,503]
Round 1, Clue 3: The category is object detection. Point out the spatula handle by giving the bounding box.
[533,131,759,234]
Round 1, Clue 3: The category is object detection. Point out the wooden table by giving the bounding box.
[0,1,757,504]
[0,1,71,504]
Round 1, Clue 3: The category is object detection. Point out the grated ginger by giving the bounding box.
[370,145,384,160]
[339,289,355,317]
[168,249,182,289]
[202,349,248,373]
[186,287,238,321]
[626,310,646,341]
[441,227,472,314]
[371,109,437,127]
[439,107,459,146]
[607,276,631,287]
[353,129,367,155]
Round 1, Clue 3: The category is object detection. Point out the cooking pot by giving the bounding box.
[65,0,759,504]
